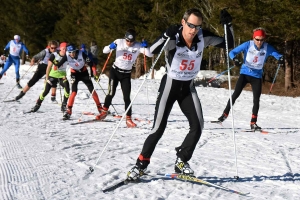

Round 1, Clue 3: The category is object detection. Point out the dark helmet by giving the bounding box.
[124,29,136,42]
[67,44,77,52]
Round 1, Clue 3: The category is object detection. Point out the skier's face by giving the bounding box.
[181,14,202,42]
[49,45,57,52]
[125,39,134,47]
[59,47,66,56]
[253,37,265,49]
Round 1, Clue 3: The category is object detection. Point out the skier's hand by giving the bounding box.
[109,42,117,50]
[46,78,53,86]
[233,58,242,67]
[278,57,284,65]
[220,8,232,25]
[141,40,148,48]
[163,25,180,39]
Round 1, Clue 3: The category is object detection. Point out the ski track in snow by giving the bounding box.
[0,65,300,199]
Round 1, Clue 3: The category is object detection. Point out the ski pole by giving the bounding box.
[224,22,239,180]
[88,37,170,174]
[94,80,119,117]
[94,50,120,116]
[2,64,34,102]
[268,64,281,95]
[143,46,150,119]
[58,78,64,116]
[207,66,235,83]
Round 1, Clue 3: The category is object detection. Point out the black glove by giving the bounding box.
[233,58,242,67]
[220,8,232,25]
[163,25,180,39]
[278,57,284,65]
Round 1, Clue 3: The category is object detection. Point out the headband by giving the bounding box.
[253,30,266,38]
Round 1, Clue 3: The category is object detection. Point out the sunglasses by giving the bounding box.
[126,39,134,43]
[185,20,202,30]
[50,47,57,50]
[68,51,76,54]
[254,38,264,42]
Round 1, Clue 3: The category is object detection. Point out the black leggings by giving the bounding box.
[104,67,132,116]
[140,75,204,163]
[37,77,69,105]
[223,74,262,117]
[28,63,57,88]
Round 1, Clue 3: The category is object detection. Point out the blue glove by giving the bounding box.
[109,42,117,50]
[141,40,148,48]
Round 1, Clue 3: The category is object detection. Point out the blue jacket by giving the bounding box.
[229,41,282,78]
[80,48,94,62]
[4,40,29,59]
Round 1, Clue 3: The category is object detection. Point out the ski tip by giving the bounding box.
[82,111,95,116]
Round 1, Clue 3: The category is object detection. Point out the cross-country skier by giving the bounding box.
[95,29,153,128]
[30,42,70,112]
[53,44,103,120]
[14,40,59,102]
[127,8,234,180]
[217,27,283,131]
[0,35,29,89]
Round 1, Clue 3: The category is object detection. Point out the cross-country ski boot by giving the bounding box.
[15,91,25,100]
[218,113,228,123]
[127,165,147,181]
[63,108,72,120]
[95,107,108,120]
[31,104,41,112]
[126,116,137,128]
[250,122,262,132]
[174,157,194,176]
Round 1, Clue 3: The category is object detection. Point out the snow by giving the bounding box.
[0,63,300,200]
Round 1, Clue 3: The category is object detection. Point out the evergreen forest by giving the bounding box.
[1,0,300,93]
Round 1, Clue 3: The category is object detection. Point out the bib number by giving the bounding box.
[180,60,195,70]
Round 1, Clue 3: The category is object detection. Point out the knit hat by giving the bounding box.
[124,29,136,42]
[81,44,86,49]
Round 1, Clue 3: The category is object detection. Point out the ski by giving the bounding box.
[102,178,139,193]
[70,118,114,125]
[23,110,43,114]
[241,129,273,134]
[164,173,249,196]
[0,83,4,85]
[3,99,18,102]
[82,111,122,118]
[206,120,222,124]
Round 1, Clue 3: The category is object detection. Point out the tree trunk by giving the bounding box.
[151,55,155,79]
[135,55,142,79]
[220,48,225,65]
[208,50,212,70]
[284,40,293,92]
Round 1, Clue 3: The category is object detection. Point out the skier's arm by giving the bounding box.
[46,54,55,81]
[55,55,68,68]
[103,39,118,54]
[31,50,46,66]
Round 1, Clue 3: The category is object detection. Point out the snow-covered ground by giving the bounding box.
[0,63,299,200]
